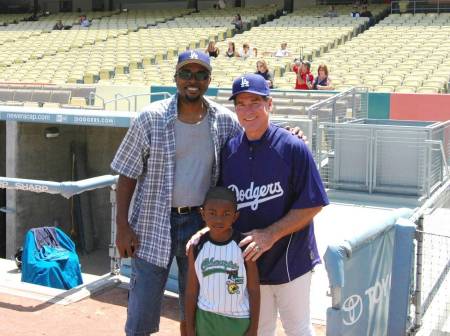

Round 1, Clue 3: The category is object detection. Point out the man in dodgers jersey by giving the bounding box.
[221,74,329,335]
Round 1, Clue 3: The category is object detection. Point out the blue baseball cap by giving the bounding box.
[229,73,270,100]
[176,50,212,72]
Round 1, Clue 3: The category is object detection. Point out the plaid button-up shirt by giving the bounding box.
[111,94,241,268]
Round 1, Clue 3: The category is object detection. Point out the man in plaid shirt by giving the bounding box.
[111,50,241,336]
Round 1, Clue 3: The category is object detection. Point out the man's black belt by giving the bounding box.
[171,206,200,215]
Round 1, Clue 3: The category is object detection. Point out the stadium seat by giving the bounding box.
[374,85,395,93]
[395,86,417,93]
[417,86,440,94]
[69,97,87,107]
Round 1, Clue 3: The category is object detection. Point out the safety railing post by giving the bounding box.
[109,185,120,275]
[413,216,424,331]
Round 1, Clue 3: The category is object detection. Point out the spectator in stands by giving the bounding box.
[275,42,291,57]
[253,47,258,58]
[232,14,244,32]
[324,5,339,18]
[213,0,226,9]
[255,59,274,88]
[313,64,334,90]
[205,41,220,58]
[79,14,90,27]
[360,5,372,17]
[53,20,64,30]
[292,60,314,90]
[350,5,360,18]
[238,43,254,59]
[225,41,237,58]
[360,5,375,26]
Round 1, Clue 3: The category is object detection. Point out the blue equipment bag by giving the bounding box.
[21,227,83,290]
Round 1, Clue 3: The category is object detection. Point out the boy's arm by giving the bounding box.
[245,259,260,336]
[185,247,200,336]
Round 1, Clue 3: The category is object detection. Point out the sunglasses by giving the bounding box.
[177,69,210,81]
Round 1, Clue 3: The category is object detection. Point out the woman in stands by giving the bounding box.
[292,60,314,90]
[225,41,237,57]
[205,41,220,58]
[255,59,274,88]
[238,43,253,59]
[313,64,334,90]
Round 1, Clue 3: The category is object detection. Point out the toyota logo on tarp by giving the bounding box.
[342,294,363,325]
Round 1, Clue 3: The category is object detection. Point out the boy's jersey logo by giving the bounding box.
[226,269,244,295]
[200,258,243,295]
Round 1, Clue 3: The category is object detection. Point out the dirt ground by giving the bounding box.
[0,286,326,336]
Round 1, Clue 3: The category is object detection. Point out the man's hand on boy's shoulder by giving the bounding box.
[185,227,210,255]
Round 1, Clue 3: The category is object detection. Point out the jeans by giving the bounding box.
[125,210,203,336]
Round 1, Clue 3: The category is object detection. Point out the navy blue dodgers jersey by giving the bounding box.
[221,124,329,285]
[194,231,250,318]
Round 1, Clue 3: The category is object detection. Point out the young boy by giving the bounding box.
[185,187,260,336]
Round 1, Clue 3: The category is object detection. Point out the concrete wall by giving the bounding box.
[73,0,93,12]
[294,0,316,9]
[13,123,78,251]
[112,0,188,10]
[85,126,126,248]
[245,0,283,7]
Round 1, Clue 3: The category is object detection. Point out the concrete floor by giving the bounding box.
[0,281,326,336]
[0,258,326,335]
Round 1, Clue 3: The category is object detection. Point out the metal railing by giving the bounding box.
[0,175,120,275]
[317,120,450,197]
[88,92,172,112]
[391,0,450,14]
[307,87,368,153]
[269,87,368,153]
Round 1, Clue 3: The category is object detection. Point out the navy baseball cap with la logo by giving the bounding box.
[176,50,212,72]
[229,73,271,100]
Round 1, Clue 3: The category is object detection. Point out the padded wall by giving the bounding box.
[390,93,450,122]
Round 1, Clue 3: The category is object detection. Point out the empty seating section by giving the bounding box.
[0,6,278,87]
[0,9,192,84]
[0,14,29,26]
[0,4,447,110]
[311,13,450,93]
